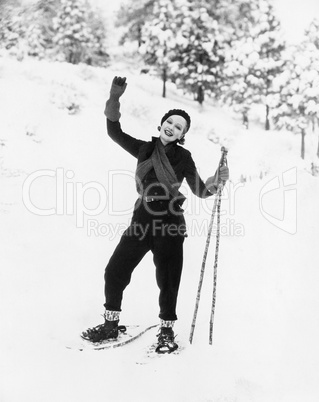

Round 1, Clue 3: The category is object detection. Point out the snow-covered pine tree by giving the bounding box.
[305,18,319,50]
[209,0,256,43]
[31,0,59,56]
[139,0,179,97]
[252,0,285,130]
[305,19,319,157]
[26,21,46,59]
[221,37,260,129]
[21,2,51,59]
[85,6,109,67]
[1,0,58,60]
[204,0,257,125]
[271,42,319,159]
[0,0,26,57]
[116,0,156,48]
[53,0,95,64]
[216,0,259,127]
[171,0,226,104]
[221,0,285,129]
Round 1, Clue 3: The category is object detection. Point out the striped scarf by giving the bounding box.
[135,138,183,201]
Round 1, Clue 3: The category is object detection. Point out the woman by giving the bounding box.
[82,76,229,353]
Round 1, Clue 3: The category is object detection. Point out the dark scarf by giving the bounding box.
[135,138,183,201]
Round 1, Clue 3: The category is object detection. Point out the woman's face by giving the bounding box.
[159,114,187,146]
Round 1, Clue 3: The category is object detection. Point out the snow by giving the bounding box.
[1,55,319,402]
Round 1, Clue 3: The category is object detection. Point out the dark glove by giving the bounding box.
[104,76,127,121]
[206,166,229,193]
[110,76,127,99]
[219,166,229,182]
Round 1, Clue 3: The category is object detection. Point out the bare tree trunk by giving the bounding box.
[197,85,204,104]
[137,24,142,48]
[265,104,270,131]
[301,128,306,159]
[243,110,249,129]
[162,67,167,98]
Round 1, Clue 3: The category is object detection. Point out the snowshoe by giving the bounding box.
[155,326,178,354]
[81,318,126,343]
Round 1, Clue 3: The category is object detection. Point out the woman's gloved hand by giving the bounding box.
[110,76,127,99]
[218,166,229,182]
[205,166,229,193]
[104,76,128,121]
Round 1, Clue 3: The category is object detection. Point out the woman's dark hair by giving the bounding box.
[160,109,191,133]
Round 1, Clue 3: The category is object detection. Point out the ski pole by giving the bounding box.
[189,147,228,344]
[209,148,228,345]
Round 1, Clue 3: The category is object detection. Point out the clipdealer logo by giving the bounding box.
[259,167,297,234]
[22,167,246,236]
[22,166,298,236]
[22,168,136,227]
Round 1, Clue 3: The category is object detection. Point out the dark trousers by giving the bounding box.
[104,201,185,321]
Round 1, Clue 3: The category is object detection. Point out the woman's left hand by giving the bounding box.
[219,166,229,182]
[205,165,229,193]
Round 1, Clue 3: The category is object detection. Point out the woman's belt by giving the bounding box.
[141,195,170,203]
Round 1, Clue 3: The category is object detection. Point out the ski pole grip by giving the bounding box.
[216,147,228,187]
[220,146,228,167]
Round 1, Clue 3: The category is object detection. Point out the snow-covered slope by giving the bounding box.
[0,56,319,402]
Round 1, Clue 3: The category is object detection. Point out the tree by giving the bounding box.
[139,0,227,103]
[85,5,109,66]
[0,0,25,53]
[25,20,46,58]
[32,0,60,54]
[0,0,60,59]
[252,0,285,130]
[221,37,262,128]
[221,0,285,129]
[305,18,319,49]
[15,0,56,59]
[116,0,156,48]
[171,0,226,104]
[53,0,107,65]
[208,0,257,42]
[139,0,179,97]
[304,18,319,158]
[271,43,319,159]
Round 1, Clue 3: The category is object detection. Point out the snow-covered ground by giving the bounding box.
[1,55,319,402]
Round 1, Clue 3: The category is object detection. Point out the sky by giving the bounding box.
[273,0,319,42]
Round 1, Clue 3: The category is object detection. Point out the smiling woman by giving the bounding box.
[80,75,229,353]
[158,110,191,146]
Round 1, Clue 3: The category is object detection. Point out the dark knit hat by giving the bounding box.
[160,109,191,133]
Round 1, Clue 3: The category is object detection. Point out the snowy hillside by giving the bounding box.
[1,55,319,402]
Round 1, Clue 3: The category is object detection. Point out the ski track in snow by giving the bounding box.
[0,56,319,402]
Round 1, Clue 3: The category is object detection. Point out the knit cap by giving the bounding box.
[160,109,191,132]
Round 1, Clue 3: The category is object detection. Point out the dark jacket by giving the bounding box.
[107,119,214,204]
